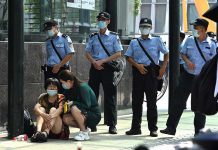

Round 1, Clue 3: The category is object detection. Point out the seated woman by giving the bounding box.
[31,78,69,142]
[58,70,101,141]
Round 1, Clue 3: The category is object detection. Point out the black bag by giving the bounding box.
[104,61,120,72]
[149,63,160,77]
[97,34,122,72]
[191,54,218,115]
[24,108,36,137]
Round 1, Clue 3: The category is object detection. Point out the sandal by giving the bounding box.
[30,131,41,142]
[38,131,48,142]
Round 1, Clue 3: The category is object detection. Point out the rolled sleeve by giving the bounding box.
[157,38,168,54]
[63,38,74,55]
[124,40,134,57]
[85,37,94,53]
[181,38,189,55]
[113,35,123,52]
[211,42,217,56]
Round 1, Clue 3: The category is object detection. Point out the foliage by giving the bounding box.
[134,0,141,16]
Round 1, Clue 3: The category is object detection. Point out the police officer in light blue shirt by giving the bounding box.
[42,20,74,86]
[125,18,169,137]
[85,12,123,134]
[161,18,217,136]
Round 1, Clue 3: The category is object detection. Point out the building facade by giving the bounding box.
[140,0,217,34]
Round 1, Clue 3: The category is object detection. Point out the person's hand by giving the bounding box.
[44,121,52,129]
[41,113,52,122]
[187,61,195,70]
[52,64,61,73]
[136,64,148,75]
[67,101,73,107]
[158,67,165,79]
[92,60,104,70]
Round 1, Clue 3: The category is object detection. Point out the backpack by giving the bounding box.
[24,108,36,137]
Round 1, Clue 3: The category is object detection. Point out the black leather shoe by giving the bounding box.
[160,128,176,135]
[150,131,158,137]
[126,129,142,135]
[109,126,117,134]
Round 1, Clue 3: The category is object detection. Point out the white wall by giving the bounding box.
[117,0,135,36]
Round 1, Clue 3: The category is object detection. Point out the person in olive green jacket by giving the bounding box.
[58,70,101,141]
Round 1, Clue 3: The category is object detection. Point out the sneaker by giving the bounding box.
[74,131,90,141]
[86,128,91,134]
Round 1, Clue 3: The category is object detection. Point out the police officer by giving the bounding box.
[42,20,74,87]
[85,12,123,134]
[125,18,169,137]
[160,18,217,136]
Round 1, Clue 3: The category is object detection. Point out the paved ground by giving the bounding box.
[0,110,218,150]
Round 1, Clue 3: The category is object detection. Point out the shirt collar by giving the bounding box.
[51,32,61,39]
[99,29,110,36]
[197,36,210,43]
[57,32,62,37]
[139,35,152,41]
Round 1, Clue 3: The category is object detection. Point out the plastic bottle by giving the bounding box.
[77,142,82,150]
[12,134,28,141]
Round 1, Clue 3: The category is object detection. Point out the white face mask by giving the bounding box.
[62,83,70,90]
[140,27,151,35]
[192,29,200,38]
[47,30,55,37]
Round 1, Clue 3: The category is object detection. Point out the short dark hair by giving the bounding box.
[44,78,60,90]
[43,20,58,31]
[190,18,209,31]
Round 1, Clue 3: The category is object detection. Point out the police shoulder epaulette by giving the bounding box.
[211,38,217,44]
[62,34,69,38]
[109,31,118,35]
[90,32,98,38]
[45,37,50,41]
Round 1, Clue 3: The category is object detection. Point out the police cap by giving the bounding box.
[139,18,152,27]
[96,12,110,20]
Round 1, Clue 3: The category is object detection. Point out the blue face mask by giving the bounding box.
[62,83,70,90]
[98,21,107,29]
[192,29,200,38]
[47,30,55,37]
[47,90,58,96]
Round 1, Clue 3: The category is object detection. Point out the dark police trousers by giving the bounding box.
[130,67,158,132]
[166,71,206,134]
[88,65,117,127]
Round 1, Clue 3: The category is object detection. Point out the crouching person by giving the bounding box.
[31,78,69,142]
[59,70,101,141]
